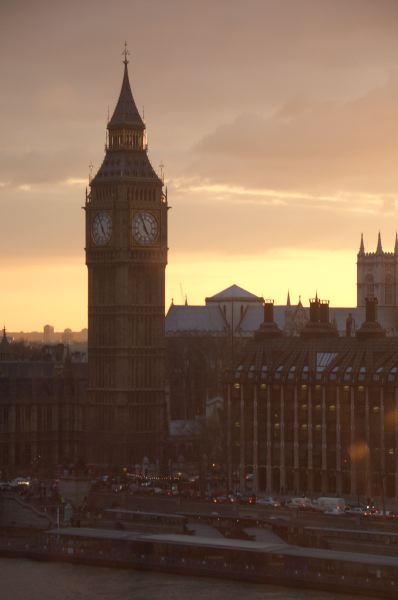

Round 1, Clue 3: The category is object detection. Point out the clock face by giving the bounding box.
[91,212,112,246]
[132,211,158,245]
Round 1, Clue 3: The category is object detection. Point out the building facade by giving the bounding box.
[85,55,168,467]
[227,299,398,500]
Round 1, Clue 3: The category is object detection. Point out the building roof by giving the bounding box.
[238,304,287,333]
[166,305,227,336]
[108,62,145,130]
[206,284,262,303]
[92,149,160,183]
[233,335,398,385]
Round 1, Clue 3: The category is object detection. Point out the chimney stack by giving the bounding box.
[264,300,274,323]
[319,300,330,324]
[255,299,283,340]
[301,296,338,339]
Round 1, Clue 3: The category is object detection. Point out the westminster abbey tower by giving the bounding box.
[85,52,168,467]
[357,233,398,308]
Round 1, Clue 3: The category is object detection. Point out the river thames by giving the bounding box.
[0,558,376,600]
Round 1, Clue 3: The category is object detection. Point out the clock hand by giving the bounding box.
[140,214,149,236]
[99,216,106,236]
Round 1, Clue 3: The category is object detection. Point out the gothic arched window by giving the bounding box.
[385,274,394,305]
[365,274,374,299]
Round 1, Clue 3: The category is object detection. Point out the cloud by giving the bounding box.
[173,180,395,215]
[188,71,398,195]
[0,149,90,187]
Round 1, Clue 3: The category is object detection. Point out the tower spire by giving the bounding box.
[395,232,398,255]
[376,231,383,255]
[122,41,130,65]
[359,233,365,255]
[286,290,291,307]
[91,48,161,184]
[108,45,145,130]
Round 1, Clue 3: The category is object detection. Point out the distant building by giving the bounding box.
[357,233,398,307]
[0,328,12,361]
[62,328,73,345]
[43,324,55,344]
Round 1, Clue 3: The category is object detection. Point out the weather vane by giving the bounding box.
[122,41,130,65]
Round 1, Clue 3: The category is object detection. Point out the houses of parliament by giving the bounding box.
[2,54,398,500]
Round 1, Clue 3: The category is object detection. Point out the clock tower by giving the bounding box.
[85,52,168,468]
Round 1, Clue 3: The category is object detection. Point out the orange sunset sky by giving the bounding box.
[2,0,398,330]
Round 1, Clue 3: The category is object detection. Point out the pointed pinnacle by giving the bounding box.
[376,231,383,254]
[359,233,365,255]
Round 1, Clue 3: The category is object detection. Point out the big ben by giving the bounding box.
[85,49,167,468]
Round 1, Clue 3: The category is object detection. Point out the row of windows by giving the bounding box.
[108,129,144,151]
[93,186,159,203]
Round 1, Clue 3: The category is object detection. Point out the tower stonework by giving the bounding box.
[357,233,398,308]
[85,57,167,468]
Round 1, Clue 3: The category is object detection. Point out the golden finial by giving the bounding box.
[122,41,130,65]
[159,162,165,183]
[88,162,93,183]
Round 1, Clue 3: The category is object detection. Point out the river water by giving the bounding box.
[0,558,375,600]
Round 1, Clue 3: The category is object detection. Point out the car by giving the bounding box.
[345,505,365,515]
[256,496,281,507]
[226,493,238,503]
[211,495,227,504]
[236,494,256,505]
[286,496,313,510]
[324,507,345,515]
[9,477,30,488]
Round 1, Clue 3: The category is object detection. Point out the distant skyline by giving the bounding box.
[2,0,398,329]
